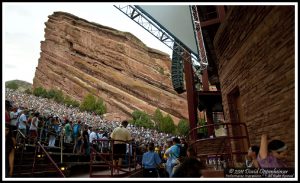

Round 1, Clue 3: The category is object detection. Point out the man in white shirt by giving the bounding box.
[110,120,132,174]
[18,110,28,137]
[89,127,99,152]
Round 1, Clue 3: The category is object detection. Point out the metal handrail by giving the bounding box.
[33,141,65,177]
[15,129,27,163]
[89,139,140,177]
[187,122,250,167]
[188,122,249,141]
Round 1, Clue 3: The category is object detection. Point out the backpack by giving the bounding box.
[73,124,80,137]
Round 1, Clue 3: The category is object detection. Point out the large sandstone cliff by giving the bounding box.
[33,11,188,124]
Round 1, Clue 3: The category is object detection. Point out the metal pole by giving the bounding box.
[61,132,63,163]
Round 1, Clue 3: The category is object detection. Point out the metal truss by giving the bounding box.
[191,5,208,71]
[114,5,206,72]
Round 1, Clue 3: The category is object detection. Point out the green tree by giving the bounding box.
[177,119,190,136]
[131,110,154,129]
[94,97,107,115]
[160,114,175,134]
[6,81,19,90]
[33,87,47,97]
[79,94,107,115]
[46,89,57,99]
[52,90,64,103]
[64,96,80,108]
[152,108,164,129]
[71,100,80,108]
[80,94,97,112]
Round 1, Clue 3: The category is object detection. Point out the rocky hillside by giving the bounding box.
[33,11,188,124]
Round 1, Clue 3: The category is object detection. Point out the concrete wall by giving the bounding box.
[214,6,295,166]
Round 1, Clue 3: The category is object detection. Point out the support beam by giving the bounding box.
[217,6,226,22]
[114,5,201,65]
[199,6,225,27]
[202,69,209,91]
[200,18,220,27]
[183,51,198,141]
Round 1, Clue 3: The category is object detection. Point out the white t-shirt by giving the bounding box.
[89,131,98,144]
[10,111,18,126]
[30,117,39,131]
[18,113,27,130]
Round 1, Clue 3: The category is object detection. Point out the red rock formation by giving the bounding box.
[33,11,188,124]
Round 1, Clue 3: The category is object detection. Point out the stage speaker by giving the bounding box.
[171,43,185,94]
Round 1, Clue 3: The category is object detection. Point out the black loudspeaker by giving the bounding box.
[171,43,185,94]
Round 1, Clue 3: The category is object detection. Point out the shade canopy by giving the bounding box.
[136,5,199,58]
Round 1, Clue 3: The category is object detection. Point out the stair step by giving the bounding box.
[13,170,60,177]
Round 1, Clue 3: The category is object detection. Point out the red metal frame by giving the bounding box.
[89,139,142,178]
[183,51,198,141]
[187,122,250,168]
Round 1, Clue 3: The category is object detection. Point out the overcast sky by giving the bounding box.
[4,2,290,84]
[3,2,176,84]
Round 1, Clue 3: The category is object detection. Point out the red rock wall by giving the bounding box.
[33,11,188,124]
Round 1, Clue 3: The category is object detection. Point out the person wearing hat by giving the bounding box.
[258,134,289,168]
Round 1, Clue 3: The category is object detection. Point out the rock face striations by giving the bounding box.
[33,11,188,124]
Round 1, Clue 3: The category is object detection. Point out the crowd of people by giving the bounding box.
[5,88,175,147]
[4,88,179,177]
[5,88,290,178]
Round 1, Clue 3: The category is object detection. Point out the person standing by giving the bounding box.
[110,120,132,174]
[164,137,181,177]
[29,112,39,144]
[6,124,16,177]
[258,134,288,168]
[245,145,260,168]
[142,142,162,177]
[18,110,28,137]
[81,125,90,156]
[72,120,82,154]
[9,107,18,138]
[48,118,57,147]
[5,100,12,126]
[89,127,100,152]
[162,139,173,163]
[64,119,72,143]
